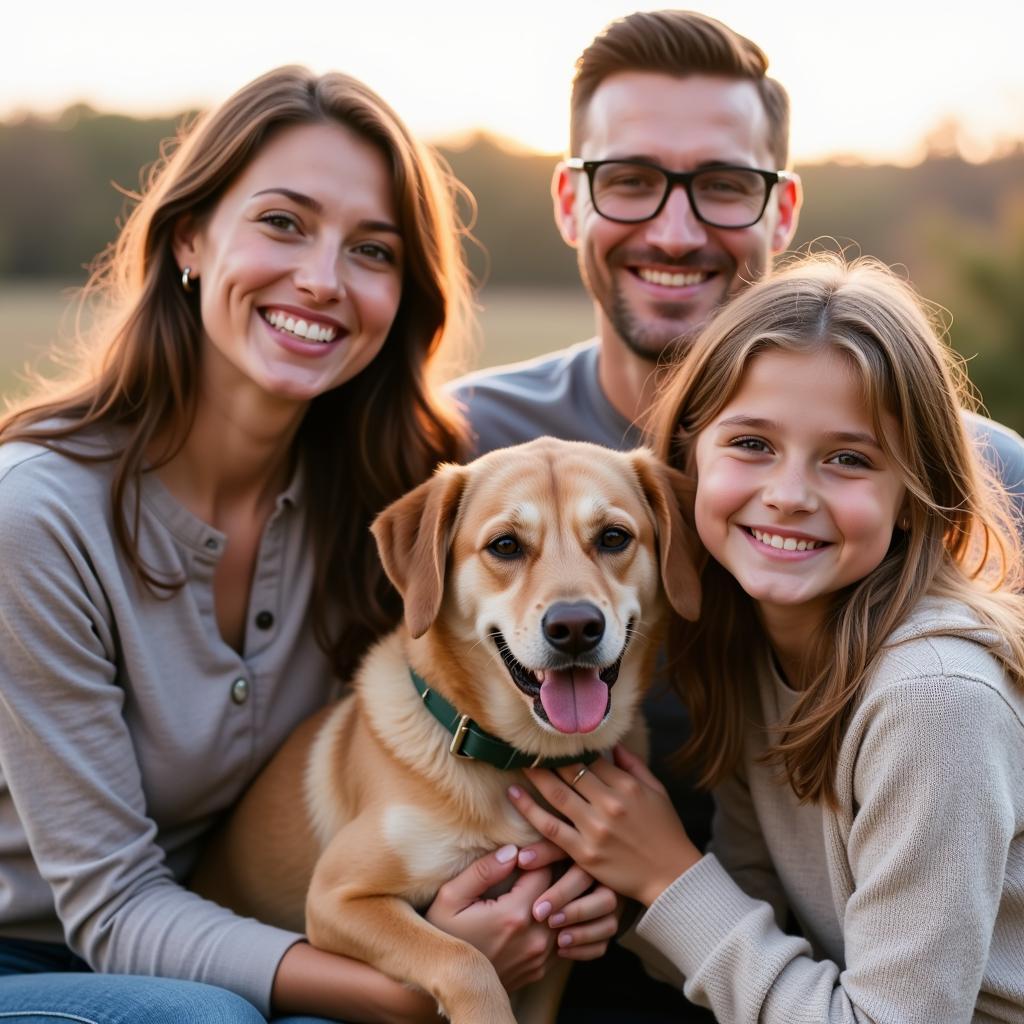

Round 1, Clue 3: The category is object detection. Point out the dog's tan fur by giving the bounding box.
[192,438,700,1023]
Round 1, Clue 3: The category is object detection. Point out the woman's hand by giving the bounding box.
[509,745,702,908]
[425,845,556,990]
[515,839,622,959]
[271,941,441,1024]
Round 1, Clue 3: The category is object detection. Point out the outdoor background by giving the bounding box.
[5,1,1024,430]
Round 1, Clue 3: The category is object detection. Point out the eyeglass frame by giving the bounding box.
[564,157,795,229]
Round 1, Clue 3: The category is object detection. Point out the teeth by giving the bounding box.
[637,268,705,288]
[264,310,338,343]
[751,528,822,552]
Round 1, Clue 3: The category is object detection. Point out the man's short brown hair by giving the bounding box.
[570,9,791,167]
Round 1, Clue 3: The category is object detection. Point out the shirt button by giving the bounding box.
[255,610,274,630]
[204,537,219,551]
[230,678,250,705]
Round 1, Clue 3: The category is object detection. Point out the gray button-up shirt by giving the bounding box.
[0,428,337,1014]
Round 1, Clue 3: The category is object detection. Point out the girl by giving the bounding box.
[0,67,615,1023]
[508,254,1024,1022]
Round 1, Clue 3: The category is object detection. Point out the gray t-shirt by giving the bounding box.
[0,430,334,1014]
[453,341,640,454]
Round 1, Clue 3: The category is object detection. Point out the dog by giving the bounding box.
[191,438,700,1023]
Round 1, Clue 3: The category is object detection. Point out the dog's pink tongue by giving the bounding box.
[539,668,609,734]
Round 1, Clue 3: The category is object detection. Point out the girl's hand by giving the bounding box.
[425,845,556,991]
[516,839,622,959]
[510,745,702,908]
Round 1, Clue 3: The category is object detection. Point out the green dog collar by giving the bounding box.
[409,668,600,771]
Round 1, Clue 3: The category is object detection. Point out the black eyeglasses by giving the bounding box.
[566,158,794,228]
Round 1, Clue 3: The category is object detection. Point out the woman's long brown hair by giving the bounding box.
[0,66,474,681]
[651,254,1024,805]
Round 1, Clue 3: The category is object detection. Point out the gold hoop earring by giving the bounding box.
[181,266,196,293]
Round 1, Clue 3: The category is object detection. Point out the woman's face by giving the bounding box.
[174,120,403,405]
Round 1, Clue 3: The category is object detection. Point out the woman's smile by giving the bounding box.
[259,306,346,346]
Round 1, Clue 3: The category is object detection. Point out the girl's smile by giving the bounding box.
[742,525,830,557]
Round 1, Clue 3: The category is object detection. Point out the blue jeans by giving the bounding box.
[0,938,337,1023]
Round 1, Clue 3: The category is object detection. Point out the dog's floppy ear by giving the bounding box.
[371,464,467,638]
[630,450,702,621]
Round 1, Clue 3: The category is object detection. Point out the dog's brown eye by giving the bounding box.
[598,527,631,551]
[488,535,522,558]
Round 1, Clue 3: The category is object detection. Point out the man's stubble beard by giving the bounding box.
[585,246,770,365]
[607,287,704,364]
[579,250,704,365]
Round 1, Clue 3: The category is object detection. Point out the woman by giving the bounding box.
[0,66,613,1023]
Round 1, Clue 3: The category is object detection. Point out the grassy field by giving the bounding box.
[0,281,83,401]
[0,280,595,401]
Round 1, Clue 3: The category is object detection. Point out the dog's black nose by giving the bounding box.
[542,602,605,655]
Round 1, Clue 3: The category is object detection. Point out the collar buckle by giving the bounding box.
[449,714,475,759]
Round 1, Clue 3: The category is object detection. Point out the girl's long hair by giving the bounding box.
[652,253,1024,805]
[0,66,474,681]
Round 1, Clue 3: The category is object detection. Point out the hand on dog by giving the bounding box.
[509,745,703,909]
[425,845,557,991]
[515,839,622,960]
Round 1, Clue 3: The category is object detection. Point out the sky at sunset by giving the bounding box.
[11,0,1024,165]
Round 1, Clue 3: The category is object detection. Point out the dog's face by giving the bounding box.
[372,439,700,757]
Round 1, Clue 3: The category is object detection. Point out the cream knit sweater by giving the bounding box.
[632,599,1024,1023]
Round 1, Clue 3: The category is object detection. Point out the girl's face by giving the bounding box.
[693,346,907,638]
[173,120,403,406]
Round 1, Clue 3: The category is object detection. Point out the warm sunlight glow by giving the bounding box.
[8,1,1023,164]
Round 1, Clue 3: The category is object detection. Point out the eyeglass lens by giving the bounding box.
[590,163,770,226]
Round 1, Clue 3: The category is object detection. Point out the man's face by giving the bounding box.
[555,72,800,361]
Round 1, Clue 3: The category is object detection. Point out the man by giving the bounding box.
[452,10,1024,1021]
[456,10,798,458]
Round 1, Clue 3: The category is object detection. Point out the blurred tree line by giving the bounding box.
[1,105,1021,430]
